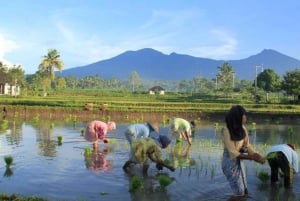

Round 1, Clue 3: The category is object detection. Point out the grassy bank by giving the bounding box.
[0,91,299,115]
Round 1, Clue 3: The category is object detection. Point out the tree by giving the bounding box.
[129,71,142,92]
[39,49,64,81]
[282,69,300,102]
[217,62,235,94]
[256,69,281,92]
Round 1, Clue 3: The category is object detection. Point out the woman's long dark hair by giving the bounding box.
[225,105,247,141]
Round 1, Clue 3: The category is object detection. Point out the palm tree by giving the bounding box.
[39,49,64,81]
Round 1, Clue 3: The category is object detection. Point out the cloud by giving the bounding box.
[186,29,238,59]
[0,33,19,65]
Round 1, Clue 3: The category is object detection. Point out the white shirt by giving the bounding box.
[267,144,299,173]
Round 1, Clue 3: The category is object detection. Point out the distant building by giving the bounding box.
[149,86,165,95]
[0,71,20,96]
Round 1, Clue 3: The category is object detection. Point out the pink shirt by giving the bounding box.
[85,121,109,142]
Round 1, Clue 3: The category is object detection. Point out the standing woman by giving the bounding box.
[221,105,265,200]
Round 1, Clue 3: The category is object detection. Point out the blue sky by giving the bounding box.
[0,0,299,74]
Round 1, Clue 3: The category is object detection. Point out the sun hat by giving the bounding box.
[107,121,116,130]
[147,121,159,133]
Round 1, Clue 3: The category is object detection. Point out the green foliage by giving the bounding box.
[129,175,144,192]
[282,69,300,99]
[288,126,294,136]
[158,175,172,190]
[0,193,48,201]
[257,170,270,184]
[57,135,64,145]
[4,155,13,166]
[0,119,8,131]
[84,147,93,155]
[257,69,281,92]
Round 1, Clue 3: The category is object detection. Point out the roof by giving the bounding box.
[149,86,165,91]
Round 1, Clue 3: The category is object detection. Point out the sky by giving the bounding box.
[0,0,299,74]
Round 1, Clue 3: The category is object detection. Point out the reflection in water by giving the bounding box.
[0,117,299,201]
[268,184,296,201]
[4,167,13,177]
[84,146,113,172]
[168,143,195,169]
[3,120,23,146]
[35,121,57,157]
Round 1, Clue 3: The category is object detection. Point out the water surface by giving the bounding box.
[0,117,300,201]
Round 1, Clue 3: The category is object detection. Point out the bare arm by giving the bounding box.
[147,149,175,172]
[238,153,265,164]
[181,131,192,145]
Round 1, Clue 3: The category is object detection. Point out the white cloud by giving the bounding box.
[0,33,19,65]
[187,29,238,59]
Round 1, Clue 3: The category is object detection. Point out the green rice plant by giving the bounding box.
[84,147,92,155]
[176,137,182,144]
[162,114,168,126]
[164,158,171,165]
[214,122,219,129]
[32,113,40,124]
[81,128,85,136]
[257,170,270,184]
[4,156,13,167]
[288,126,294,136]
[252,122,256,129]
[73,120,77,128]
[266,152,278,160]
[50,122,55,129]
[1,119,8,131]
[100,191,108,195]
[129,175,144,192]
[158,175,172,190]
[57,135,64,145]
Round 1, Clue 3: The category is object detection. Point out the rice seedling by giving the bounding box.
[129,175,144,192]
[158,175,172,190]
[4,156,13,167]
[288,126,294,136]
[81,128,85,136]
[100,191,108,195]
[257,170,270,184]
[214,122,219,129]
[84,147,92,155]
[32,114,40,123]
[1,119,8,131]
[50,122,55,129]
[57,135,64,145]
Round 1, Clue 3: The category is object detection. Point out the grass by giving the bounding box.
[0,193,48,201]
[0,91,299,114]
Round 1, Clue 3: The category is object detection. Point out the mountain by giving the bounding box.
[58,48,300,81]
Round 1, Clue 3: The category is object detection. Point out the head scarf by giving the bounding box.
[107,121,116,130]
[225,105,247,141]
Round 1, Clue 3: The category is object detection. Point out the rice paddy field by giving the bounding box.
[0,114,300,201]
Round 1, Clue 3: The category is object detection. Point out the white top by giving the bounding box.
[267,144,299,173]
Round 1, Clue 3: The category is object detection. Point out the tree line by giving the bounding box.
[1,49,300,103]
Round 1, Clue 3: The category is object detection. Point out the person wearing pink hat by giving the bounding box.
[84,120,116,149]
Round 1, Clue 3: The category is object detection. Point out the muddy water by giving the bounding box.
[0,113,299,201]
